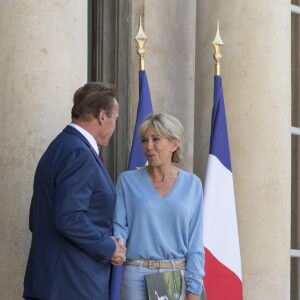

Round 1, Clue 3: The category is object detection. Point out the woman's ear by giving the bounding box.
[171,140,179,152]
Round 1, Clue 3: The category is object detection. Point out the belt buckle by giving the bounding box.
[148,260,157,269]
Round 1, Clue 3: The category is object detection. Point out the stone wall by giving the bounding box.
[0,1,87,298]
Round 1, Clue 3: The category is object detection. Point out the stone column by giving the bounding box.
[195,1,291,299]
[131,0,197,171]
[0,1,87,298]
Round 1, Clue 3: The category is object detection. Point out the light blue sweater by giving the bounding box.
[113,167,204,295]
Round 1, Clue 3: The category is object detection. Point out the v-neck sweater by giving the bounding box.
[113,166,204,294]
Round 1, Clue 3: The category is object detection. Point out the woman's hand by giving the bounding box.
[186,293,201,300]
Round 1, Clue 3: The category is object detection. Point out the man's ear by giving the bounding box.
[98,110,106,125]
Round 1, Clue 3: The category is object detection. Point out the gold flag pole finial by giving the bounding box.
[135,16,147,71]
[212,20,224,76]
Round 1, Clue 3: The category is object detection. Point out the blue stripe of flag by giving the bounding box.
[209,75,232,172]
[128,70,153,170]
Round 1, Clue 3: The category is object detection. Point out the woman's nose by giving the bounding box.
[145,140,153,149]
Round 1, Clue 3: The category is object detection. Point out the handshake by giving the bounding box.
[111,237,126,266]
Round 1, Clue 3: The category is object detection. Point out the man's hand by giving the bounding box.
[110,237,126,266]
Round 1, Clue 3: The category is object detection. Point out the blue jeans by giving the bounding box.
[121,260,185,300]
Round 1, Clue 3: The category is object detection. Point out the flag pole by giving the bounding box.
[212,20,224,76]
[135,16,147,71]
[128,16,153,170]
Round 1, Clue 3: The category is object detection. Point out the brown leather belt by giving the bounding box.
[124,260,186,269]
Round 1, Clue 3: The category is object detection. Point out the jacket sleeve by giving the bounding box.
[53,147,116,264]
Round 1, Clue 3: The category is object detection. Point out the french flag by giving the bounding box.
[203,75,243,299]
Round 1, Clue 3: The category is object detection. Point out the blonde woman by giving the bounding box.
[114,113,204,300]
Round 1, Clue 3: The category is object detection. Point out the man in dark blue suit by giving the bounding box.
[23,82,126,300]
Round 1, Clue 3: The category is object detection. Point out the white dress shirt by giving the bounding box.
[69,123,99,155]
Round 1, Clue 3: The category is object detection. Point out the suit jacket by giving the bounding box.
[23,125,117,300]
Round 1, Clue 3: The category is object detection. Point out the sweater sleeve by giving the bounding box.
[113,174,129,244]
[185,178,205,295]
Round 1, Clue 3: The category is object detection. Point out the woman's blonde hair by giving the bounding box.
[139,113,184,163]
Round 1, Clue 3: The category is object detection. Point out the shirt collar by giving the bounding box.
[69,123,99,155]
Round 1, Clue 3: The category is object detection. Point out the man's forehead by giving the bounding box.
[113,100,119,113]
